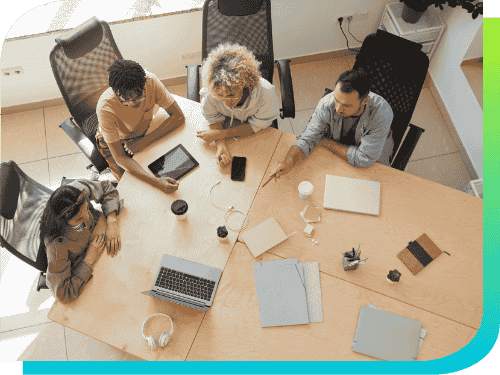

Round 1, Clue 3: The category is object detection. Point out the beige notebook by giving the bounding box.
[241,218,288,257]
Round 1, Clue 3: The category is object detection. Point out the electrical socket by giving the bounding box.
[356,12,369,20]
[1,66,24,77]
[335,14,351,24]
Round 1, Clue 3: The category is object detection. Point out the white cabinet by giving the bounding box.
[379,2,446,61]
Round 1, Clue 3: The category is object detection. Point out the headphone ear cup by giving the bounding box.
[147,335,157,350]
[158,332,171,347]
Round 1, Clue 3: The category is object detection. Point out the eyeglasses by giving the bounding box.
[116,90,145,106]
[212,89,243,102]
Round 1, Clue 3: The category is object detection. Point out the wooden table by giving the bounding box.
[235,132,483,330]
[48,96,282,361]
[186,243,478,361]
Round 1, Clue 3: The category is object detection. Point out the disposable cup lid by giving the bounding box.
[298,181,314,195]
[171,200,188,215]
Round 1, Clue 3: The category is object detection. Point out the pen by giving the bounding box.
[261,171,279,187]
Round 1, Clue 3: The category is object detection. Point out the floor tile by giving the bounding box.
[405,152,472,191]
[461,63,483,110]
[47,152,95,189]
[408,88,459,161]
[276,116,294,135]
[0,247,55,332]
[43,105,82,158]
[289,108,316,136]
[167,83,188,99]
[1,109,47,164]
[0,322,67,361]
[275,58,350,112]
[16,159,51,188]
[65,327,128,361]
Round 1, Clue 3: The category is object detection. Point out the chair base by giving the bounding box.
[36,272,49,292]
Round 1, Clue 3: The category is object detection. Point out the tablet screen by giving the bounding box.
[148,144,199,180]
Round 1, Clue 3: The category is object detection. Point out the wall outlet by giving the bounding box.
[355,12,369,20]
[335,14,354,24]
[2,66,24,77]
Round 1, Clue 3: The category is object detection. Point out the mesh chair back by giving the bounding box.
[0,161,53,272]
[202,0,274,83]
[353,31,429,160]
[49,18,123,144]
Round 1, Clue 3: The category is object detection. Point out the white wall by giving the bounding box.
[463,22,483,61]
[428,6,483,178]
[1,0,393,108]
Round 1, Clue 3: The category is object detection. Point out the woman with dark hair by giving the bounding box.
[40,180,123,302]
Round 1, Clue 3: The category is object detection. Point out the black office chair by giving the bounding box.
[186,0,296,129]
[0,161,52,292]
[49,16,123,179]
[348,29,429,171]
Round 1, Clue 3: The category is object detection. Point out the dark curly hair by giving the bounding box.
[335,68,371,100]
[39,185,87,243]
[108,59,147,97]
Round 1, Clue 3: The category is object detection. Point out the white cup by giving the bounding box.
[298,181,314,199]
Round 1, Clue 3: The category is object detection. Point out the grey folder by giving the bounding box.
[352,305,422,361]
[253,260,310,327]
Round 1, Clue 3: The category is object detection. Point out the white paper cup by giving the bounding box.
[298,181,314,199]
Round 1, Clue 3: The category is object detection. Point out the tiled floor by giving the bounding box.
[0,55,476,361]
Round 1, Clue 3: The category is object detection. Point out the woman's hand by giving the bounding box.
[196,129,222,143]
[84,234,106,266]
[106,220,121,256]
[215,141,231,167]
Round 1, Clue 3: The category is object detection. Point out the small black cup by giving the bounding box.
[171,200,188,220]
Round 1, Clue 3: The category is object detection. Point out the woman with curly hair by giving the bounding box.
[196,43,280,167]
[39,180,123,302]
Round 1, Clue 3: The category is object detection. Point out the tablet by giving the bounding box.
[148,144,199,180]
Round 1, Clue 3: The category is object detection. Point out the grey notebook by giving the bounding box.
[352,305,422,361]
[252,260,309,327]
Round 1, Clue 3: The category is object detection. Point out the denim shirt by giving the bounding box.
[292,91,394,168]
[45,180,124,303]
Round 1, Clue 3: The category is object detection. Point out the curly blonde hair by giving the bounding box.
[201,43,261,96]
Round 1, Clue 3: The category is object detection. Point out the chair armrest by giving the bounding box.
[186,64,201,102]
[59,118,108,172]
[275,59,295,119]
[391,123,425,171]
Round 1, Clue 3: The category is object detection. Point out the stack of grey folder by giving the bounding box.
[252,258,324,327]
[352,305,427,361]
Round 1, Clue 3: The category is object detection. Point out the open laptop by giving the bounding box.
[142,254,222,311]
[323,175,381,216]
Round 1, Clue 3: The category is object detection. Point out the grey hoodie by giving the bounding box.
[200,78,280,132]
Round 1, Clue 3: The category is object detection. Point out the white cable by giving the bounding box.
[210,181,249,233]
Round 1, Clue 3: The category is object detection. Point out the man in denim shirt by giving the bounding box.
[269,69,394,178]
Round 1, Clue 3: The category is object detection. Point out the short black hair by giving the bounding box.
[335,69,371,100]
[108,60,147,97]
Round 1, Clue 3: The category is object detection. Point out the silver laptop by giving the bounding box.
[142,254,222,311]
[323,175,381,216]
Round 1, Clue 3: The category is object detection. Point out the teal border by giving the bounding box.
[18,11,499,375]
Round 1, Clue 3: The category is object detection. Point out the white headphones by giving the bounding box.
[141,313,174,350]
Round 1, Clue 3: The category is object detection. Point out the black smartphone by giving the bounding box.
[231,156,247,182]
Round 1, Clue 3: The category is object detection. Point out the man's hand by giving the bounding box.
[157,177,179,194]
[123,137,145,155]
[105,220,121,257]
[196,129,222,143]
[268,160,294,180]
[123,142,135,156]
[216,141,231,167]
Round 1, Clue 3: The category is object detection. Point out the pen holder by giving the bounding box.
[342,247,361,271]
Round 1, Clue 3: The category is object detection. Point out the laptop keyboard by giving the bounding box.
[155,267,216,301]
